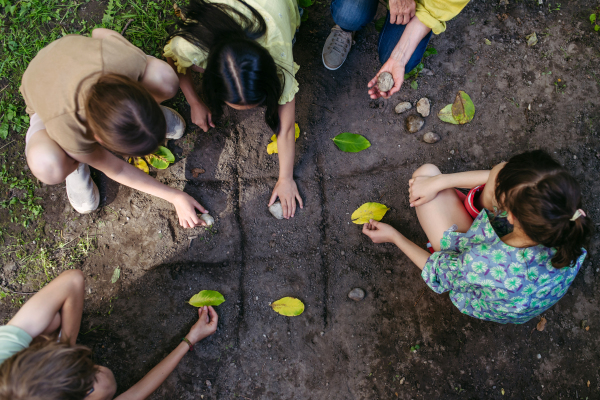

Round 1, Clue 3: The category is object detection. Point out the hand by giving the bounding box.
[186,306,218,345]
[190,101,215,133]
[268,178,303,219]
[171,192,207,228]
[408,175,442,207]
[368,59,405,99]
[362,219,401,244]
[389,0,416,25]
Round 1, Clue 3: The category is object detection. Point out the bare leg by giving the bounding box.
[412,164,473,252]
[26,129,78,185]
[141,56,179,103]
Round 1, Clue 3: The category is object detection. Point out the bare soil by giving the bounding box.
[2,1,600,399]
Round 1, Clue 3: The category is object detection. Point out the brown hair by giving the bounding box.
[495,150,593,268]
[0,338,98,400]
[83,73,166,157]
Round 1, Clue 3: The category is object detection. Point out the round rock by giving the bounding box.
[423,131,441,144]
[405,115,425,133]
[348,288,365,301]
[377,72,394,92]
[394,101,412,114]
[268,202,284,219]
[200,213,215,226]
[416,97,431,117]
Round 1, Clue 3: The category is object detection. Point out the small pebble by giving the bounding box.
[537,354,542,359]
[405,115,425,133]
[423,131,441,144]
[206,380,212,387]
[269,202,284,219]
[394,101,412,114]
[377,72,394,92]
[200,213,214,226]
[348,288,365,301]
[416,98,431,117]
[341,251,345,256]
[385,270,392,274]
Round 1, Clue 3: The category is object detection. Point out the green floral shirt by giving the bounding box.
[422,210,586,324]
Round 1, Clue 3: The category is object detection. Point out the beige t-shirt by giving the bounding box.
[20,34,148,155]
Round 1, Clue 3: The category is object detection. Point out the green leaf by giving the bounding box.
[438,104,459,124]
[404,63,423,79]
[423,47,437,58]
[301,9,308,21]
[155,146,175,162]
[145,146,174,169]
[374,16,386,32]
[189,290,226,307]
[111,267,120,284]
[332,132,371,152]
[298,0,314,7]
[0,123,8,140]
[595,24,599,31]
[271,297,304,316]
[590,14,596,24]
[410,80,418,90]
[351,202,390,224]
[451,91,475,124]
[485,38,492,45]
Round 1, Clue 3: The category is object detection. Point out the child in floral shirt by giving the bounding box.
[362,150,591,324]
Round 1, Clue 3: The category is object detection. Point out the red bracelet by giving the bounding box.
[182,337,193,351]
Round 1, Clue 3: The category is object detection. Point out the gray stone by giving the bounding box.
[377,72,394,92]
[394,101,412,114]
[268,202,284,219]
[405,115,425,133]
[423,131,441,144]
[200,213,214,226]
[417,98,431,117]
[348,288,365,301]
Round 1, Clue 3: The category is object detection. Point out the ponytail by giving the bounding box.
[495,150,593,268]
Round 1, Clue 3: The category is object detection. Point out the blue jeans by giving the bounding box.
[331,0,433,72]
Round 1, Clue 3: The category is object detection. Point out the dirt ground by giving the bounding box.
[1,0,600,399]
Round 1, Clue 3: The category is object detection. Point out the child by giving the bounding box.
[164,0,303,219]
[362,150,592,323]
[21,28,209,228]
[0,270,218,399]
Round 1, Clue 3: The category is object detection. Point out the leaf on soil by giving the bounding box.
[191,167,205,177]
[189,290,226,307]
[501,388,505,395]
[298,0,314,7]
[301,8,309,21]
[536,316,547,331]
[588,380,591,387]
[423,47,437,58]
[351,202,390,224]
[590,14,596,24]
[485,38,492,45]
[331,132,371,153]
[128,157,149,174]
[410,80,418,90]
[374,16,386,32]
[451,91,475,124]
[525,32,538,46]
[267,123,300,154]
[438,104,459,124]
[271,297,304,316]
[173,3,185,20]
[111,267,120,284]
[145,146,175,169]
[0,123,8,140]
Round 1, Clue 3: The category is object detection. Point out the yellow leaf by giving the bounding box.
[501,388,505,395]
[351,202,390,224]
[267,123,301,154]
[536,316,547,331]
[128,157,149,174]
[271,297,304,316]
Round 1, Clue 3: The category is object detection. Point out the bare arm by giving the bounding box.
[368,16,431,99]
[268,99,303,219]
[409,170,490,207]
[115,307,218,400]
[8,270,84,345]
[69,148,207,228]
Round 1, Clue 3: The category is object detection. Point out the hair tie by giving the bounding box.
[570,209,586,221]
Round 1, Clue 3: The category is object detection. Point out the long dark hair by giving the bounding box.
[495,150,592,268]
[81,74,166,157]
[169,0,283,132]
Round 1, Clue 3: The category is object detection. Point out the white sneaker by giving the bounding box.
[66,163,99,214]
[322,25,354,71]
[161,106,186,140]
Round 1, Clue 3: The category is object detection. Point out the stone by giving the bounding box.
[200,214,214,226]
[268,202,284,219]
[348,288,365,301]
[394,101,412,114]
[416,97,431,117]
[385,269,392,274]
[405,115,425,133]
[421,68,434,76]
[423,131,441,144]
[377,72,394,92]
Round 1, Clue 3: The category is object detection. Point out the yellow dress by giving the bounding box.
[415,0,471,34]
[164,0,300,105]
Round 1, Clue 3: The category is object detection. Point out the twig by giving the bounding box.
[121,19,134,36]
[311,103,334,113]
[414,288,426,307]
[0,85,8,94]
[0,140,15,152]
[0,285,37,295]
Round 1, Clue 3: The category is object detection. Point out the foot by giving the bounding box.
[322,25,354,71]
[161,106,186,140]
[66,163,100,214]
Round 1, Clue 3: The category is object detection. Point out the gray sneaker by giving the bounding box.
[66,163,99,214]
[322,25,354,71]
[161,106,186,140]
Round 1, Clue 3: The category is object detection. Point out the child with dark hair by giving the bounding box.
[164,0,303,219]
[0,270,218,400]
[362,150,592,323]
[21,28,210,228]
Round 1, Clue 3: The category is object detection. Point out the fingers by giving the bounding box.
[281,198,289,219]
[367,73,380,88]
[291,197,296,218]
[194,200,207,214]
[199,306,208,322]
[402,12,410,25]
[390,12,397,25]
[296,192,304,209]
[409,178,414,187]
[207,306,218,325]
[208,113,215,129]
[388,77,404,98]
[268,190,278,207]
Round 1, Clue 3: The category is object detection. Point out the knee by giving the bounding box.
[27,151,71,185]
[63,269,85,291]
[332,0,375,31]
[412,163,441,178]
[144,59,179,100]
